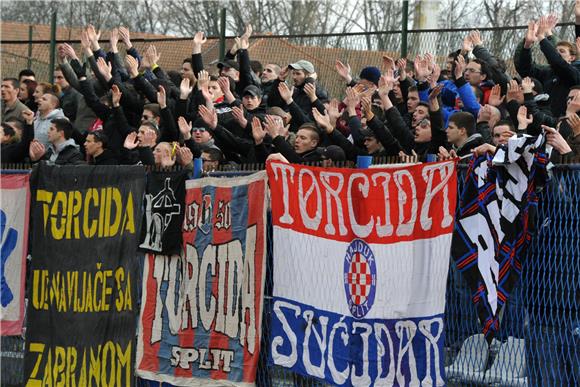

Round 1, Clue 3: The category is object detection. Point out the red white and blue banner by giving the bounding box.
[452,134,549,342]
[136,172,268,386]
[267,161,457,386]
[0,173,30,336]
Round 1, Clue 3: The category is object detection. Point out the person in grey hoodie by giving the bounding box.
[33,93,65,148]
[29,118,84,165]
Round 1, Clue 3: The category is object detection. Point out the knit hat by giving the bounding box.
[359,66,381,86]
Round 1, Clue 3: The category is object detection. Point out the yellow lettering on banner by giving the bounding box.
[115,268,124,312]
[85,272,93,313]
[51,191,67,240]
[98,188,106,238]
[42,346,52,386]
[26,343,45,387]
[36,188,136,240]
[108,189,122,236]
[26,341,132,386]
[101,342,115,387]
[83,188,98,238]
[116,342,131,386]
[36,190,53,234]
[123,193,135,234]
[65,191,82,240]
[54,346,66,386]
[66,346,77,387]
[89,345,101,386]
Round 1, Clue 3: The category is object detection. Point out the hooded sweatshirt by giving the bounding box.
[34,108,65,148]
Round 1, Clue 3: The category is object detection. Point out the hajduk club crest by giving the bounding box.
[344,239,377,318]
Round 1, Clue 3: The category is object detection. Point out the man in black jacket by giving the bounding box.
[85,130,119,165]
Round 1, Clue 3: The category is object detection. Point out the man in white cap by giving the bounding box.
[269,59,329,120]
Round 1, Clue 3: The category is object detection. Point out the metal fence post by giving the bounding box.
[27,25,33,70]
[401,0,409,58]
[219,8,226,61]
[49,11,57,83]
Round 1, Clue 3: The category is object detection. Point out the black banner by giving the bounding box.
[24,164,145,386]
[139,170,187,255]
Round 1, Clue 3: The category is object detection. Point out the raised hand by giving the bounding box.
[468,30,482,47]
[428,83,444,101]
[124,55,139,78]
[360,95,374,121]
[414,55,430,82]
[545,14,559,36]
[506,79,524,104]
[241,24,253,41]
[124,132,139,150]
[344,86,360,110]
[312,108,333,134]
[382,54,395,71]
[517,105,533,128]
[118,26,132,48]
[327,99,340,128]
[180,77,192,100]
[109,27,119,53]
[217,76,230,94]
[428,63,441,88]
[487,84,505,107]
[335,60,352,83]
[278,66,289,81]
[462,34,473,55]
[60,43,78,61]
[111,84,123,107]
[143,45,160,69]
[198,105,217,129]
[278,82,294,104]
[176,146,193,166]
[231,106,248,128]
[157,85,167,109]
[396,58,407,81]
[80,29,92,56]
[22,110,34,125]
[96,57,112,82]
[264,115,283,138]
[521,77,534,94]
[192,31,206,54]
[525,20,538,48]
[86,24,101,50]
[178,116,192,140]
[197,69,210,90]
[471,143,496,157]
[251,117,267,144]
[304,82,317,102]
[454,54,466,80]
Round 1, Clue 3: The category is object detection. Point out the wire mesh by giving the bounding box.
[1,164,578,386]
[1,23,576,100]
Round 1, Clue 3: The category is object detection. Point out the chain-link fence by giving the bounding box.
[1,23,576,99]
[1,163,579,386]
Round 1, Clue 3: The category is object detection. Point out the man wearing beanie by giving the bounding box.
[359,66,382,89]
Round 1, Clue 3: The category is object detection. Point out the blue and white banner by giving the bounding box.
[267,161,457,386]
[0,173,30,336]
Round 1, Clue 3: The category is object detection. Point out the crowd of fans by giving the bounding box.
[2,4,580,171]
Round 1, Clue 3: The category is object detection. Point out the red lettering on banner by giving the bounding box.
[267,161,457,243]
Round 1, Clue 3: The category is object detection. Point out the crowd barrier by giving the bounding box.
[1,163,579,386]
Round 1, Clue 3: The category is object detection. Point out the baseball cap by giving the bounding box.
[243,85,262,98]
[360,128,376,139]
[318,145,346,162]
[217,59,239,71]
[289,60,315,74]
